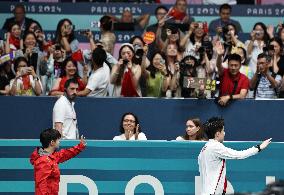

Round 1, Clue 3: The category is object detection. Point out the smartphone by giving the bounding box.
[160,58,165,65]
[20,67,31,75]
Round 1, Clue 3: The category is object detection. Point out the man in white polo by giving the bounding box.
[52,78,79,139]
[198,117,271,195]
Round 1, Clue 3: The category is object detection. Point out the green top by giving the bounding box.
[146,71,164,97]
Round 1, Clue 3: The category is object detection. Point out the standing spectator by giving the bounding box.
[113,112,147,140]
[245,22,270,73]
[203,0,236,5]
[269,38,284,77]
[50,57,87,96]
[5,22,21,54]
[215,42,249,106]
[176,118,207,141]
[53,78,79,139]
[30,128,86,195]
[277,24,284,47]
[99,15,116,55]
[208,4,242,35]
[167,0,193,24]
[2,4,34,32]
[145,6,168,58]
[22,31,44,75]
[110,44,142,97]
[54,19,79,55]
[78,47,110,97]
[250,53,281,99]
[9,57,42,96]
[141,51,171,97]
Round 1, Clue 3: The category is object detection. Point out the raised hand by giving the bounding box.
[80,135,87,146]
[260,138,272,150]
[215,41,224,56]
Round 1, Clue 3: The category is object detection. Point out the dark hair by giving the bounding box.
[119,112,141,134]
[269,37,283,54]
[253,22,270,44]
[116,44,135,85]
[7,21,20,33]
[147,52,169,78]
[238,47,247,65]
[182,118,206,141]
[155,5,168,16]
[13,4,25,13]
[92,47,107,68]
[25,20,43,34]
[13,56,28,72]
[129,36,145,46]
[54,18,76,45]
[203,117,224,139]
[64,77,79,90]
[219,3,232,12]
[257,52,270,62]
[100,15,113,31]
[227,53,242,64]
[60,57,80,78]
[40,128,61,148]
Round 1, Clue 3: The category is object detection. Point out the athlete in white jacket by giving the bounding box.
[198,117,272,195]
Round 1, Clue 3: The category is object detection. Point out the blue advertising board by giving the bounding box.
[0,140,282,194]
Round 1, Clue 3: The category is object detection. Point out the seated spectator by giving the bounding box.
[78,47,110,97]
[50,57,87,96]
[99,15,116,55]
[141,51,171,97]
[203,0,236,4]
[176,118,207,141]
[110,44,142,97]
[9,57,42,96]
[39,44,65,95]
[250,53,281,99]
[245,22,270,73]
[112,9,150,31]
[113,112,147,140]
[54,19,79,55]
[215,42,249,106]
[269,38,284,77]
[208,4,242,35]
[5,22,21,54]
[2,3,34,32]
[145,6,168,58]
[0,62,14,95]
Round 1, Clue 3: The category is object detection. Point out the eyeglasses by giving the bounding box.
[123,119,136,123]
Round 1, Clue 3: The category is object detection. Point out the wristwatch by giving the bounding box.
[255,144,261,152]
[34,76,39,81]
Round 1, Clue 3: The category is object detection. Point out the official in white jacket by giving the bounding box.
[198,117,271,195]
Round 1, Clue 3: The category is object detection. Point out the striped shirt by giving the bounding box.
[255,74,281,99]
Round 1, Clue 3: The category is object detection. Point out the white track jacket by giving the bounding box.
[198,139,259,195]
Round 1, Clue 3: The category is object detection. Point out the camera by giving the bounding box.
[197,46,205,54]
[122,59,129,65]
[133,44,144,58]
[255,30,263,36]
[78,29,90,35]
[222,26,229,35]
[20,67,31,75]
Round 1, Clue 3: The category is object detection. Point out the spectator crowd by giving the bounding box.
[1,1,284,107]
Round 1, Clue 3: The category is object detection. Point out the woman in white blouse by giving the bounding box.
[113,112,147,141]
[176,118,207,141]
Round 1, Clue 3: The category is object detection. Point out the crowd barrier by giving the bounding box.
[0,96,283,141]
[0,140,282,194]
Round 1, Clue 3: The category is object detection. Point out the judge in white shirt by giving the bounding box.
[176,118,207,141]
[113,112,147,141]
[198,117,271,195]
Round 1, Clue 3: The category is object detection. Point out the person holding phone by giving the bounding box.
[113,112,147,141]
[54,19,79,55]
[141,51,171,97]
[9,56,42,96]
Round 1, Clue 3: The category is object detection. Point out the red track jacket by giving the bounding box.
[30,143,85,195]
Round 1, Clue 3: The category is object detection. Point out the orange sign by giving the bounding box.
[143,31,156,45]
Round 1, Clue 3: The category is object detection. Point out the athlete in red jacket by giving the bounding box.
[30,128,86,195]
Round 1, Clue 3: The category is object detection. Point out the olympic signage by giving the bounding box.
[0,140,282,194]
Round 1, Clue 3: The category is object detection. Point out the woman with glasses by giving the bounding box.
[113,112,147,140]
